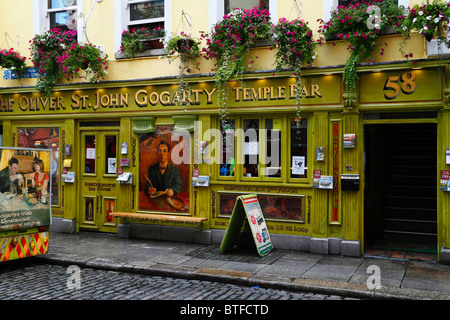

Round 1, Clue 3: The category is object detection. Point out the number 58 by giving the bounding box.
[384,71,417,100]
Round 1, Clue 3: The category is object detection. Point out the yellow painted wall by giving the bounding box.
[0,1,429,88]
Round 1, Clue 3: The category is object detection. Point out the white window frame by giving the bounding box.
[114,0,172,54]
[32,0,85,43]
[208,0,278,31]
[323,0,409,22]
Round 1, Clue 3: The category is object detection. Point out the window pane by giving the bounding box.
[85,198,94,222]
[85,135,96,174]
[127,22,164,34]
[225,0,269,13]
[265,119,281,178]
[130,1,164,21]
[50,10,77,30]
[104,135,117,174]
[220,120,235,177]
[290,118,307,179]
[48,0,77,9]
[243,119,259,178]
[338,0,397,6]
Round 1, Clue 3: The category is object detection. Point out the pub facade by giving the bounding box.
[0,0,449,263]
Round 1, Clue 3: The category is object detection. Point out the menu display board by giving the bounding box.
[220,194,273,257]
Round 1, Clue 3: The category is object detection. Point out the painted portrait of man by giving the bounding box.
[138,126,189,212]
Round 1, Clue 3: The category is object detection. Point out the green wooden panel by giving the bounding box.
[360,68,442,104]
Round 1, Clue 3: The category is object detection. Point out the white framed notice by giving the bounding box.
[86,148,96,159]
[107,158,117,174]
[291,156,305,175]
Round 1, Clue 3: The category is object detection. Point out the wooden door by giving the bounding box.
[79,130,119,232]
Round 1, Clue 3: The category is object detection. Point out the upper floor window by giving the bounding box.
[209,0,277,29]
[48,0,78,30]
[114,0,172,54]
[33,0,82,42]
[338,0,398,6]
[323,0,407,22]
[225,0,269,13]
[126,0,165,32]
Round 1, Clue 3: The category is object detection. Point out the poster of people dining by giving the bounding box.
[0,147,51,231]
[17,128,59,206]
[138,126,190,213]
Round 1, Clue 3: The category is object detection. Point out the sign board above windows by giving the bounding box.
[359,68,443,104]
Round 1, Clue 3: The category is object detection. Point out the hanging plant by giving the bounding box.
[318,0,403,107]
[272,18,317,125]
[120,26,166,58]
[400,1,450,51]
[57,43,109,83]
[30,28,108,96]
[202,7,271,127]
[0,48,27,79]
[162,32,201,105]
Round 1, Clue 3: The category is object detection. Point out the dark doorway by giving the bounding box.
[364,123,437,253]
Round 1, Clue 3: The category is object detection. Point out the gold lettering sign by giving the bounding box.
[360,68,442,103]
[0,74,341,114]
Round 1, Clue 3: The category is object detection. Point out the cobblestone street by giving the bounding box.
[0,261,356,301]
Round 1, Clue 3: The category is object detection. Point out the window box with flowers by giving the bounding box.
[400,0,450,57]
[117,26,166,59]
[0,48,27,79]
[161,32,201,105]
[318,0,403,108]
[202,7,272,127]
[30,28,109,96]
[272,18,318,124]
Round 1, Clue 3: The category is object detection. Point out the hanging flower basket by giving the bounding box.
[201,6,272,127]
[0,48,27,79]
[400,1,450,44]
[176,38,195,53]
[318,0,403,104]
[30,28,108,96]
[273,17,318,125]
[162,32,201,105]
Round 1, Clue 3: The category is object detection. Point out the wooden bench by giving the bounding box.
[110,212,208,230]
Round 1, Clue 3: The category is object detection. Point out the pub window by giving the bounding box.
[217,115,308,182]
[220,119,236,177]
[84,135,96,174]
[104,135,117,175]
[243,118,259,178]
[265,118,281,178]
[290,118,307,179]
[241,117,283,179]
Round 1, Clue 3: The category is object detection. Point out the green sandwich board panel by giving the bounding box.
[220,194,273,257]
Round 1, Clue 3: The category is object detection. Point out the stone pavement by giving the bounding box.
[35,231,450,300]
